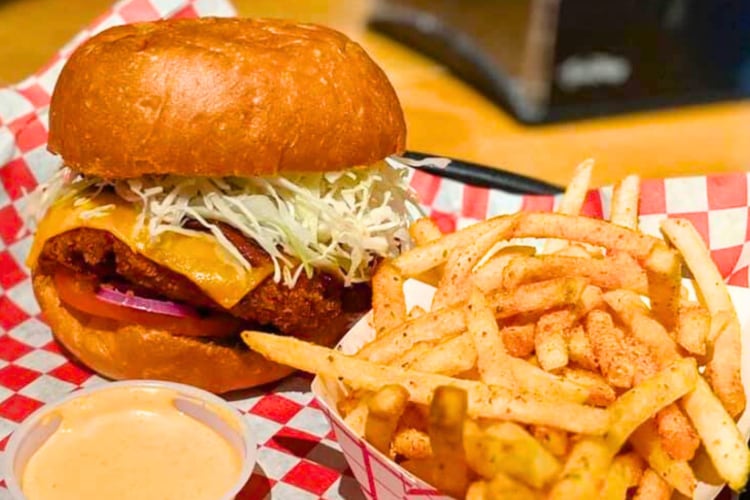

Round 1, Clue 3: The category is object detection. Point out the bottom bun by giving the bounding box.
[32,272,350,393]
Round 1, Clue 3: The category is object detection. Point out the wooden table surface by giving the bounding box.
[2,0,748,186]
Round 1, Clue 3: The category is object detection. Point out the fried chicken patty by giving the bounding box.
[38,226,371,337]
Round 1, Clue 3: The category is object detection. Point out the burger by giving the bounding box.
[26,18,414,393]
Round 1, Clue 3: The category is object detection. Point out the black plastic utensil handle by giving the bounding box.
[398,151,564,195]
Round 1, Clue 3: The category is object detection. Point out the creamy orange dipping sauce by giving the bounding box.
[21,386,243,500]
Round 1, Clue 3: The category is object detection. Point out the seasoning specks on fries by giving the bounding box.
[242,166,750,499]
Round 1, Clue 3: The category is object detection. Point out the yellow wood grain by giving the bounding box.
[1,0,747,185]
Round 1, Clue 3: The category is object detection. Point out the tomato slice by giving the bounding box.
[53,270,240,337]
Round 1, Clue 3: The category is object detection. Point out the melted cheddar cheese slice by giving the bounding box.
[27,193,273,309]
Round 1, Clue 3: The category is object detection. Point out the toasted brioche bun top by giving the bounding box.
[48,17,406,178]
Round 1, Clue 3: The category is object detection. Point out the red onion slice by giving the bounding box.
[96,285,200,318]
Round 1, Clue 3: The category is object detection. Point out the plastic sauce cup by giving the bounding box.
[3,380,257,500]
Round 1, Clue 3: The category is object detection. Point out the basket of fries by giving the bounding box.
[242,163,750,499]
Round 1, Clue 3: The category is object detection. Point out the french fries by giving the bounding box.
[662,217,746,418]
[465,288,515,385]
[428,386,470,497]
[584,310,634,388]
[544,158,593,254]
[601,452,644,500]
[633,468,672,500]
[676,302,710,355]
[365,385,409,456]
[548,438,612,499]
[358,277,586,364]
[243,331,608,433]
[502,254,648,293]
[371,262,406,335]
[629,419,696,496]
[534,309,572,372]
[241,164,750,499]
[605,358,698,452]
[464,419,561,489]
[610,174,640,229]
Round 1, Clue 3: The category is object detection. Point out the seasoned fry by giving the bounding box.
[557,159,594,215]
[548,438,612,500]
[605,357,698,453]
[530,425,568,458]
[358,277,586,364]
[472,245,537,293]
[409,217,444,285]
[633,468,672,500]
[392,215,516,277]
[243,331,609,433]
[371,262,407,336]
[653,403,699,461]
[676,302,709,355]
[580,284,606,314]
[391,427,431,459]
[402,210,666,273]
[365,385,409,456]
[601,452,645,500]
[560,367,617,407]
[391,340,435,369]
[406,334,477,376]
[545,159,593,254]
[428,386,469,498]
[535,309,572,372]
[501,323,536,358]
[432,222,510,309]
[644,242,682,332]
[502,254,648,293]
[706,317,745,417]
[486,277,587,320]
[567,324,599,371]
[358,305,465,363]
[401,332,588,403]
[505,356,589,404]
[465,288,514,385]
[629,419,696,496]
[603,289,680,364]
[660,218,733,316]
[511,212,661,262]
[681,377,750,491]
[585,310,634,388]
[661,217,745,417]
[610,174,640,229]
[409,217,443,245]
[464,420,561,489]
[401,332,587,404]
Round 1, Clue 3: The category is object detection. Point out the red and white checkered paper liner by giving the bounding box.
[0,0,748,498]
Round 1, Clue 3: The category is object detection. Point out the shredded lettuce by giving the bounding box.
[28,162,419,286]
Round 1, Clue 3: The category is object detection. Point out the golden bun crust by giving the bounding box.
[32,272,349,393]
[48,17,406,178]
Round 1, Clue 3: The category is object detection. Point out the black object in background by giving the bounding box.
[370,0,750,124]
